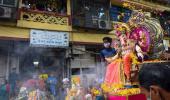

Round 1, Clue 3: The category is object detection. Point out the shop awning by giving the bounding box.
[0,25,29,40]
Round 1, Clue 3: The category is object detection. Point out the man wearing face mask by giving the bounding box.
[100,37,117,63]
[100,37,117,83]
[138,62,170,100]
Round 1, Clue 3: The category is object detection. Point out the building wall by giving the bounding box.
[0,25,116,43]
[0,54,19,83]
[70,46,98,86]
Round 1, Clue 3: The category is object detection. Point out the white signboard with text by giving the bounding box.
[30,29,69,47]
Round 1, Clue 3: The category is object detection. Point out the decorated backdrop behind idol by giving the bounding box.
[115,10,164,60]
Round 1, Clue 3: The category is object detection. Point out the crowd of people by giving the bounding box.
[0,68,19,100]
[65,77,105,100]
[0,68,64,100]
[22,0,67,15]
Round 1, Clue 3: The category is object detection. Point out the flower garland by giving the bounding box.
[101,83,141,96]
[91,88,101,96]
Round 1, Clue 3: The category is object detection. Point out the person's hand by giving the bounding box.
[105,57,112,63]
[117,48,121,53]
[142,52,148,55]
[118,49,122,55]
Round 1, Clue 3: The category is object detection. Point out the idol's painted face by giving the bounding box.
[103,42,111,48]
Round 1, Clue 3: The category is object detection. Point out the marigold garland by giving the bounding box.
[101,83,141,96]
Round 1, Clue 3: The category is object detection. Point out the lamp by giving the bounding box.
[33,61,39,67]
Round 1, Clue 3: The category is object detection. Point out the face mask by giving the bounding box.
[147,89,152,100]
[104,43,110,48]
[148,88,163,100]
[147,97,151,100]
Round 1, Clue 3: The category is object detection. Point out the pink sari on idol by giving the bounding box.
[104,58,125,85]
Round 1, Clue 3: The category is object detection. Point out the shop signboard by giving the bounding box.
[30,29,69,48]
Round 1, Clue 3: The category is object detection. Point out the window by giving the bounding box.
[22,0,67,15]
[71,68,80,75]
[110,6,132,22]
[82,68,95,74]
[72,0,110,28]
[159,11,170,37]
[3,0,16,6]
[0,0,16,6]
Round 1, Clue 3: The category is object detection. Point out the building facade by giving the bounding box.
[0,0,169,86]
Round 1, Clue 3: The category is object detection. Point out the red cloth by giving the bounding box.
[6,84,10,93]
[23,79,37,88]
[38,79,45,91]
[23,79,45,90]
[123,53,132,80]
[108,94,146,100]
[105,59,122,84]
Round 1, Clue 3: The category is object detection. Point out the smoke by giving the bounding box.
[71,61,106,89]
[0,40,105,99]
[69,46,105,89]
[0,40,68,99]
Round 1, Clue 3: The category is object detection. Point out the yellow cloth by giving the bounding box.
[71,76,80,85]
[130,53,139,65]
[39,74,48,80]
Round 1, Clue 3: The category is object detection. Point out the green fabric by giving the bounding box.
[0,84,9,100]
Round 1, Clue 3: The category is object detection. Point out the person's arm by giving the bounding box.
[136,45,148,55]
[136,45,142,53]
[105,48,119,63]
[47,78,50,84]
[54,78,57,85]
[105,53,119,63]
[100,51,105,62]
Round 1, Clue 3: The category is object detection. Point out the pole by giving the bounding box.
[6,47,10,81]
